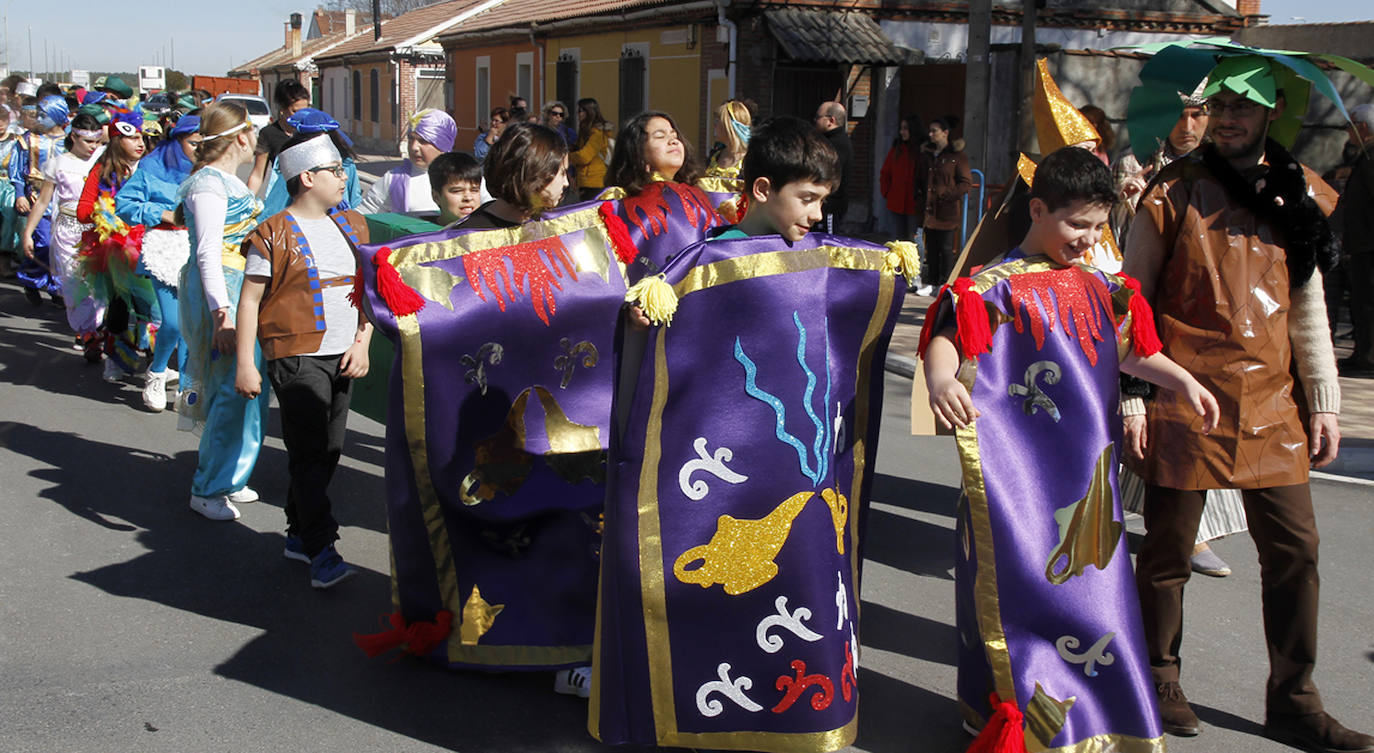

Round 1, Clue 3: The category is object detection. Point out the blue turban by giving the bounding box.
[287,107,352,145]
[407,109,457,152]
[169,114,201,139]
[36,95,70,130]
[83,91,110,106]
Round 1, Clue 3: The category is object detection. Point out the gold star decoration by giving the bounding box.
[460,585,505,645]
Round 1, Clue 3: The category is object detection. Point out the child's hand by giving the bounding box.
[1124,414,1147,460]
[1184,379,1219,434]
[626,303,651,330]
[929,377,979,430]
[340,340,370,379]
[234,365,261,399]
[20,235,34,259]
[15,195,30,214]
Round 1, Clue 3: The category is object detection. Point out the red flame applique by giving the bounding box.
[621,182,720,238]
[462,235,578,326]
[1008,266,1113,365]
[772,659,836,713]
[841,641,856,702]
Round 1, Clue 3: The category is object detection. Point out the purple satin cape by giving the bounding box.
[591,231,907,752]
[933,251,1165,751]
[356,198,632,670]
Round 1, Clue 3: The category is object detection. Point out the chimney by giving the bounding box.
[345,8,356,37]
[1237,0,1261,16]
[290,12,303,57]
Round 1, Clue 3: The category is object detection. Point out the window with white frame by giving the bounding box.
[476,55,491,128]
[516,51,533,107]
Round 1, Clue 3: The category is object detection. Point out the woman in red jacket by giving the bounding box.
[879,114,925,244]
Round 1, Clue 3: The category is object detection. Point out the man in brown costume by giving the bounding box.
[1123,55,1373,753]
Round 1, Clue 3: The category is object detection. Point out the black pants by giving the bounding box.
[1348,250,1374,365]
[1135,483,1323,715]
[923,228,957,287]
[267,354,353,558]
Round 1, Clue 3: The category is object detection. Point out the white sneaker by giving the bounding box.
[102,358,124,383]
[142,371,168,412]
[554,666,592,698]
[227,487,259,504]
[163,367,179,384]
[915,284,935,297]
[189,494,240,521]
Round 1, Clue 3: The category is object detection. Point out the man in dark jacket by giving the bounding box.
[1339,104,1374,377]
[814,101,853,232]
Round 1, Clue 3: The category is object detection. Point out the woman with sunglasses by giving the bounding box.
[175,100,269,523]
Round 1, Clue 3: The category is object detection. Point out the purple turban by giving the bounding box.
[408,109,457,152]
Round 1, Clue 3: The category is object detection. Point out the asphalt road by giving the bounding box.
[0,281,1370,753]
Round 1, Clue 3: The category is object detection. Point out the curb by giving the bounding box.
[881,353,1374,484]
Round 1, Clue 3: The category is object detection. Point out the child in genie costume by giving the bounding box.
[918,146,1219,753]
[591,116,916,752]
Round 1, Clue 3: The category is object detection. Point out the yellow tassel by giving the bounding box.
[624,274,678,326]
[717,197,740,224]
[883,241,922,285]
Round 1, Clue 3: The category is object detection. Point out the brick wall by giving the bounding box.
[846,64,875,230]
[1237,0,1262,16]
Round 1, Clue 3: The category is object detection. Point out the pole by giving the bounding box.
[1018,1,1037,155]
[26,24,31,77]
[964,0,991,174]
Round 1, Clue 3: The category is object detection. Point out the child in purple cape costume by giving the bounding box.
[591,117,914,752]
[919,148,1218,753]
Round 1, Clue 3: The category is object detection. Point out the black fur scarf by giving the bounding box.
[1201,139,1339,288]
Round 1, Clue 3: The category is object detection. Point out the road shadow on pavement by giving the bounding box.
[1192,703,1266,737]
[863,472,958,580]
[855,669,964,752]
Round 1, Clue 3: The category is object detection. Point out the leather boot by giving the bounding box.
[1156,681,1201,736]
[1264,711,1374,753]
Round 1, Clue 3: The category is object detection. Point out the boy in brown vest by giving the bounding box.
[234,131,373,589]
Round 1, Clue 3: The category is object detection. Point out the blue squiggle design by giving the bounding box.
[734,312,833,487]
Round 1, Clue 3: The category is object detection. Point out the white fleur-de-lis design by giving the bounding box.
[833,402,845,452]
[756,595,824,653]
[696,662,763,717]
[678,437,748,501]
[1007,360,1063,421]
[835,570,848,630]
[1056,631,1117,677]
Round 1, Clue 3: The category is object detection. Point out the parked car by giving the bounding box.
[216,93,271,130]
[142,92,173,115]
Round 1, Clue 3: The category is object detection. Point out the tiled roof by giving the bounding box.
[314,0,496,61]
[437,0,699,38]
[765,9,906,65]
[231,31,358,75]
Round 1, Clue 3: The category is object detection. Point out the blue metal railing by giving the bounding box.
[960,168,986,249]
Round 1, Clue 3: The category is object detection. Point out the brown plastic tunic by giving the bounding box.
[1131,157,1336,491]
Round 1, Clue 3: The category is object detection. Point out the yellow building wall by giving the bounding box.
[544,25,704,152]
[347,62,398,147]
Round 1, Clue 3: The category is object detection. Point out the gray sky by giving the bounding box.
[0,0,1369,81]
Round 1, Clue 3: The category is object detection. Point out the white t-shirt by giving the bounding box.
[42,149,101,210]
[245,215,358,357]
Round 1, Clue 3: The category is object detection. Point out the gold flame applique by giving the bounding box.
[459,585,505,645]
[1025,682,1078,749]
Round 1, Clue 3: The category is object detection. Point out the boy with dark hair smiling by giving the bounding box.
[427,151,484,226]
[593,116,913,751]
[918,146,1217,752]
[233,131,373,589]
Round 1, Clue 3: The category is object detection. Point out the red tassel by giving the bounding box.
[966,693,1027,753]
[953,277,993,360]
[347,269,365,311]
[353,610,453,659]
[1117,274,1163,357]
[599,201,639,265]
[736,192,750,221]
[373,246,426,316]
[916,284,952,360]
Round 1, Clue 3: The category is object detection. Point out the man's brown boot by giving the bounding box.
[1264,711,1374,753]
[1156,681,1201,736]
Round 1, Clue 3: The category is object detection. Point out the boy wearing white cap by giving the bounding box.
[233,131,373,589]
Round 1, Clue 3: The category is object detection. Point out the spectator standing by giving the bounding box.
[880,114,925,244]
[569,97,613,201]
[921,116,971,291]
[1337,103,1374,377]
[812,100,852,231]
[472,107,508,162]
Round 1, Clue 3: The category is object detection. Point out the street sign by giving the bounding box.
[139,66,165,94]
[70,69,89,88]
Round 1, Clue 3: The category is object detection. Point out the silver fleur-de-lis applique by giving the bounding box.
[1056,631,1116,677]
[1008,360,1062,421]
[554,338,599,389]
[696,663,763,717]
[462,342,504,395]
[756,595,823,653]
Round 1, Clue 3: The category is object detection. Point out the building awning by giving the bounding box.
[764,9,907,66]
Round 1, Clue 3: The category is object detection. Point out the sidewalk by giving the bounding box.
[884,290,1374,483]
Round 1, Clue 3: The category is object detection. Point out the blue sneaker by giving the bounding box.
[309,545,356,589]
[283,534,310,563]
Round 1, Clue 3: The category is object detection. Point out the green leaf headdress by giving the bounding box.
[1124,40,1374,160]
